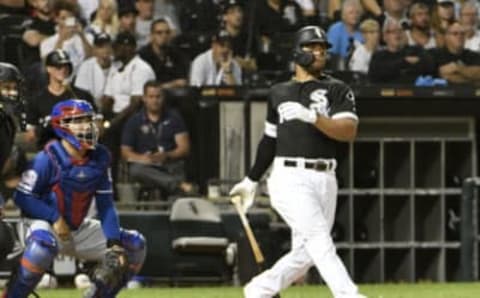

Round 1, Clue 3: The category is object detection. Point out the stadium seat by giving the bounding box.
[169,198,235,284]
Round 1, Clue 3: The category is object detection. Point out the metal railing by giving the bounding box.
[460,177,480,280]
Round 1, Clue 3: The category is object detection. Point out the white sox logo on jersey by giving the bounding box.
[309,89,329,116]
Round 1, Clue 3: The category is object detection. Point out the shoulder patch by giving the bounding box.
[19,169,38,192]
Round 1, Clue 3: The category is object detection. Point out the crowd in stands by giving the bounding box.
[0,0,479,201]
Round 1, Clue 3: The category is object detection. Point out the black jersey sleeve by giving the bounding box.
[329,84,358,121]
[247,135,276,181]
[247,89,278,181]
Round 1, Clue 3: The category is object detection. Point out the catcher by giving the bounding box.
[3,99,146,298]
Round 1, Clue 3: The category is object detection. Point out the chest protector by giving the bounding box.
[45,141,109,228]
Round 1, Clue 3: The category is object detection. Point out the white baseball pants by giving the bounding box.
[244,157,362,298]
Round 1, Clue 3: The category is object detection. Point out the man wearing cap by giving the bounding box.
[138,18,188,89]
[40,0,92,75]
[24,49,96,148]
[101,31,155,193]
[189,30,242,86]
[221,0,258,72]
[75,33,115,107]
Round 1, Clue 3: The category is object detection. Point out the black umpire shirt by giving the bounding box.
[267,75,357,159]
[0,110,15,172]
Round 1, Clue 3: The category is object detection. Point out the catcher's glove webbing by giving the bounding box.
[84,246,128,298]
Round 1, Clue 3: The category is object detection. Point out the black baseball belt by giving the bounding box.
[283,159,335,171]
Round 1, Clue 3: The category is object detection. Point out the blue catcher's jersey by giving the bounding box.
[14,141,120,240]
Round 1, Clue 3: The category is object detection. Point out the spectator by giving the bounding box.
[40,0,92,74]
[376,0,409,30]
[25,49,95,147]
[22,0,55,67]
[405,2,436,49]
[101,31,155,199]
[349,18,380,73]
[86,0,119,39]
[369,18,435,83]
[135,0,154,48]
[138,18,188,89]
[177,0,220,37]
[121,81,195,198]
[327,0,364,58]
[431,0,456,48]
[189,30,242,86]
[153,0,181,36]
[102,31,155,118]
[459,1,480,52]
[77,0,98,23]
[252,0,304,39]
[118,5,137,35]
[430,21,480,85]
[221,0,258,72]
[74,33,114,107]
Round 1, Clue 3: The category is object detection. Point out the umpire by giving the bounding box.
[230,26,366,298]
[0,62,26,262]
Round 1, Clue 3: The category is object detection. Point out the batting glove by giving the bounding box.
[229,177,258,213]
[278,101,317,124]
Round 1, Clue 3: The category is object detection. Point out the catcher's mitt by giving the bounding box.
[94,245,128,287]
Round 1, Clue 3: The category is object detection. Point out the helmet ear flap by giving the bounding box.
[293,47,314,67]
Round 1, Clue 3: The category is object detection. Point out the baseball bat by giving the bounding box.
[231,195,265,265]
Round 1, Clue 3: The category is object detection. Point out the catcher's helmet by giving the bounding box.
[0,62,24,103]
[293,26,331,67]
[50,99,99,150]
[0,62,26,131]
[45,49,73,74]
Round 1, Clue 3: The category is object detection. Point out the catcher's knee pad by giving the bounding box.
[23,229,58,272]
[120,229,146,270]
[4,230,58,298]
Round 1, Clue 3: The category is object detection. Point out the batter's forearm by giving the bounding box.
[247,135,276,181]
[314,116,357,142]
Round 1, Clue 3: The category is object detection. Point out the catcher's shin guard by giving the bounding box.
[4,230,57,298]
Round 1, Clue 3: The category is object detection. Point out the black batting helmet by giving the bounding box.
[45,49,73,74]
[293,26,331,67]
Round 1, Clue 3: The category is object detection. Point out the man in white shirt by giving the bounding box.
[40,0,92,75]
[460,1,480,52]
[101,31,155,198]
[189,30,242,86]
[74,33,114,108]
[102,31,155,117]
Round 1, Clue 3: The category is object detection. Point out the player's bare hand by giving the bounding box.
[278,102,317,124]
[109,245,127,267]
[53,217,71,241]
[229,177,258,213]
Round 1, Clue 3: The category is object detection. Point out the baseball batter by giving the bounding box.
[3,99,146,298]
[230,26,366,298]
